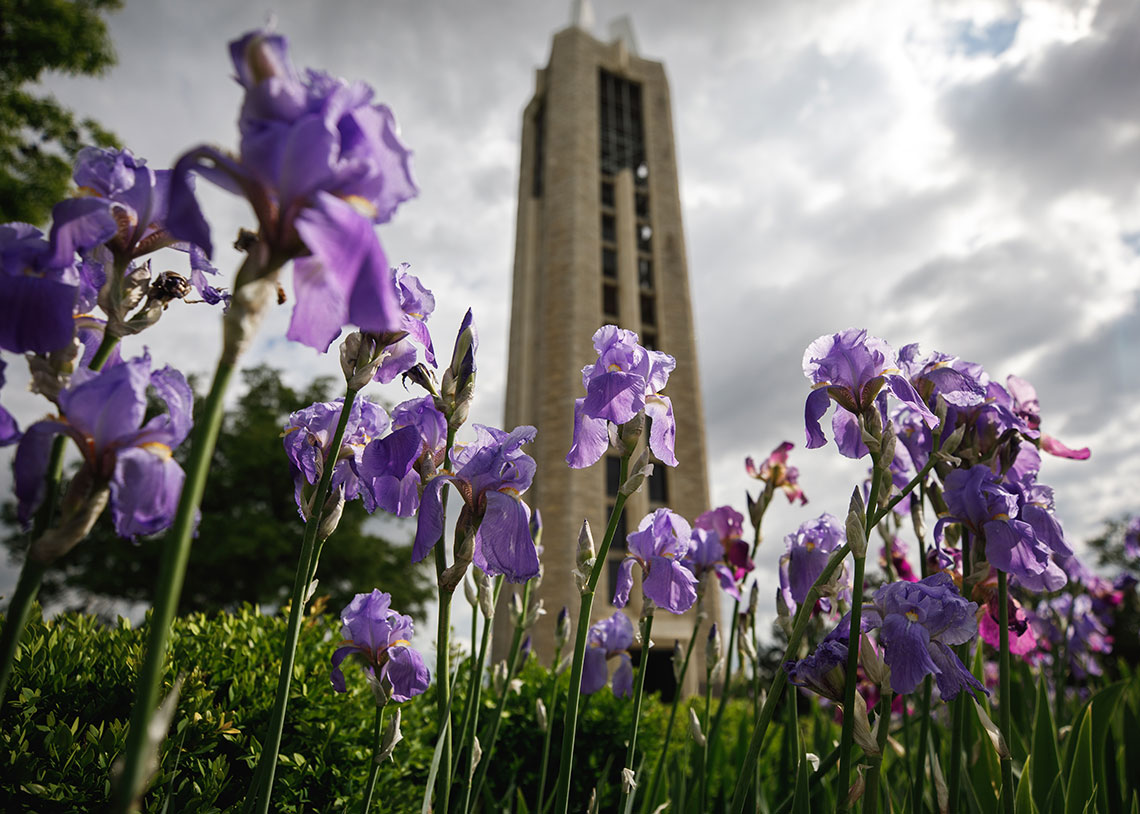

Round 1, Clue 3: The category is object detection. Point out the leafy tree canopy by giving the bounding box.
[0,0,123,224]
[2,364,434,620]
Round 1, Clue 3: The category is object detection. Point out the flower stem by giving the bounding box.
[111,356,237,814]
[642,612,701,812]
[864,687,893,814]
[910,677,933,814]
[360,702,388,814]
[836,456,885,812]
[698,651,714,813]
[535,681,559,813]
[452,577,501,780]
[729,542,853,814]
[998,570,1015,814]
[468,579,533,810]
[435,545,454,814]
[246,386,360,814]
[621,608,655,814]
[552,450,632,814]
[948,530,972,813]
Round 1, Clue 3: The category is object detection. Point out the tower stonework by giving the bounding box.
[499,20,712,696]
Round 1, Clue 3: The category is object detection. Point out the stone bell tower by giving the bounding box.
[499,7,712,697]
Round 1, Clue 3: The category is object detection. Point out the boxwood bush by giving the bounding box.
[0,604,766,812]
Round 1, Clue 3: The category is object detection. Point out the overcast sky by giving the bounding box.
[3,0,1138,646]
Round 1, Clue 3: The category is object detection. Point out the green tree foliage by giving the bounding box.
[2,364,433,620]
[0,0,123,225]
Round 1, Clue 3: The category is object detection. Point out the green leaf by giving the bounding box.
[1016,755,1038,814]
[1065,708,1095,814]
[791,753,811,814]
[1031,676,1064,814]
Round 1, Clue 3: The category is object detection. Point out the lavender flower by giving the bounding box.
[779,513,847,611]
[372,264,436,383]
[802,329,935,459]
[684,506,752,599]
[357,395,448,517]
[282,397,390,517]
[581,611,635,698]
[612,508,698,614]
[784,615,854,702]
[936,465,1067,592]
[330,590,430,702]
[167,30,417,351]
[71,146,225,305]
[745,441,807,505]
[867,574,986,699]
[567,325,677,469]
[1005,375,1090,460]
[14,352,192,538]
[0,208,115,354]
[413,424,540,582]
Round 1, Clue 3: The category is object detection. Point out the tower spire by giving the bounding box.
[570,0,595,33]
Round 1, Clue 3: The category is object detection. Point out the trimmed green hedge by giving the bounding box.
[0,605,764,812]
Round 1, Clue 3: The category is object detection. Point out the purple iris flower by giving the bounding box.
[779,513,847,612]
[745,441,808,505]
[802,329,936,459]
[865,574,986,700]
[936,465,1067,592]
[581,611,635,698]
[357,395,448,517]
[14,352,192,538]
[567,325,677,469]
[784,613,856,702]
[71,146,226,306]
[373,264,436,383]
[1005,375,1090,460]
[896,344,988,410]
[612,508,698,614]
[0,206,116,354]
[330,589,430,701]
[167,30,417,352]
[282,397,390,517]
[0,359,20,446]
[412,424,540,583]
[684,506,752,599]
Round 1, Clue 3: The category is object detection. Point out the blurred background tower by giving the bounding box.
[497,6,712,698]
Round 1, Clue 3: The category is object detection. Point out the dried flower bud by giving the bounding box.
[555,606,571,650]
[492,661,508,696]
[536,698,548,733]
[621,767,637,794]
[672,640,685,684]
[706,623,722,673]
[524,598,545,630]
[846,487,867,558]
[617,412,644,454]
[506,591,523,627]
[475,569,495,619]
[859,633,890,688]
[775,588,793,637]
[575,520,595,593]
[317,487,346,541]
[468,735,482,776]
[851,693,880,757]
[620,447,653,497]
[688,707,707,746]
[463,575,478,609]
